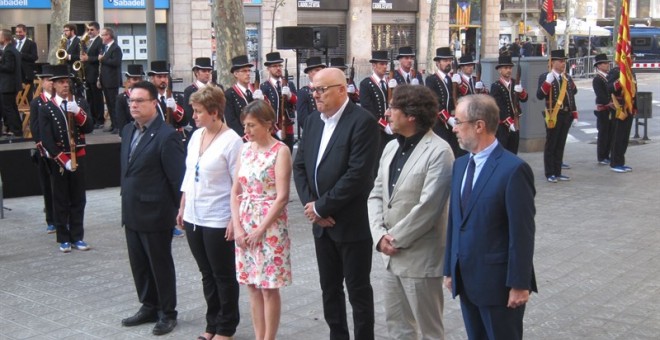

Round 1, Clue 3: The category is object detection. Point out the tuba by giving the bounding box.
[56,36,68,64]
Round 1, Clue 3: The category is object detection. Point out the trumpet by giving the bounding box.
[56,36,68,64]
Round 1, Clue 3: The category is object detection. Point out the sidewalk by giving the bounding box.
[1,138,659,339]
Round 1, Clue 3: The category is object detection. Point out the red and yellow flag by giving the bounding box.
[456,2,471,28]
[615,0,636,113]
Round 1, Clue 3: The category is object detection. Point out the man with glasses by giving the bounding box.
[62,24,80,73]
[225,55,259,138]
[294,68,380,340]
[260,51,297,150]
[119,81,185,336]
[80,22,105,129]
[444,94,537,340]
[182,57,213,132]
[296,56,325,130]
[14,24,38,101]
[98,27,123,134]
[360,50,394,156]
[368,85,453,339]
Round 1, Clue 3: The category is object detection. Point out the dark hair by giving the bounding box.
[241,100,275,130]
[131,81,158,100]
[15,24,27,31]
[390,85,438,132]
[189,85,226,119]
[457,94,500,134]
[64,24,76,34]
[87,22,100,30]
[0,29,12,42]
[102,27,115,39]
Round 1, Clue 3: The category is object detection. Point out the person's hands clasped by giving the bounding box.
[234,228,247,248]
[304,202,335,227]
[378,234,398,256]
[244,228,266,247]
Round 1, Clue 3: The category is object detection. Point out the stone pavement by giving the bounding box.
[1,135,660,339]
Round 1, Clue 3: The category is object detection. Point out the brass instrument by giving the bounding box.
[56,36,68,64]
[73,33,90,82]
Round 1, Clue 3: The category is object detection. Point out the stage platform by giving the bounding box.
[0,131,121,198]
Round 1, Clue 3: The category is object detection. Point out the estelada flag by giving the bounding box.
[539,0,556,36]
[615,0,636,113]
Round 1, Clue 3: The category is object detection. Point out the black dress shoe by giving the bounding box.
[111,128,119,134]
[121,310,158,327]
[152,318,177,335]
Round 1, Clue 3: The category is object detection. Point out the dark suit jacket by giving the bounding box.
[293,100,380,242]
[17,38,38,83]
[359,76,387,120]
[120,116,185,232]
[0,44,23,93]
[295,85,317,128]
[443,143,538,306]
[65,37,81,71]
[393,69,424,85]
[536,72,577,112]
[84,36,102,84]
[100,42,123,89]
[224,85,254,137]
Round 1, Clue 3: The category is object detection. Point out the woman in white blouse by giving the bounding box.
[176,85,243,340]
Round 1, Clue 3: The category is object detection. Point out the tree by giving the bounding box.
[270,0,285,52]
[426,0,438,67]
[213,0,247,87]
[49,0,71,65]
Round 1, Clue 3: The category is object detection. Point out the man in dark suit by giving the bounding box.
[294,68,379,340]
[359,50,393,156]
[392,46,424,85]
[80,22,105,129]
[224,55,257,138]
[182,57,213,133]
[14,24,38,101]
[490,55,528,154]
[62,24,80,74]
[120,81,185,336]
[115,64,145,136]
[443,94,537,340]
[591,53,614,165]
[0,29,23,137]
[99,27,123,134]
[260,51,297,150]
[296,56,325,130]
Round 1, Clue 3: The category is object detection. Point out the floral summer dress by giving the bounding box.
[235,141,292,288]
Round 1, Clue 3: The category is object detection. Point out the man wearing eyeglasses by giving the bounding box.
[225,55,259,139]
[79,22,105,129]
[368,85,453,339]
[260,51,297,150]
[294,67,380,340]
[62,24,80,73]
[444,94,537,340]
[119,81,185,336]
[182,57,213,132]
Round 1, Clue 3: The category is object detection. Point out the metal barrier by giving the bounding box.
[634,91,653,140]
[567,56,598,78]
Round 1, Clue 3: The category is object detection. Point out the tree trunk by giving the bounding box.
[49,0,71,65]
[270,0,285,53]
[213,0,247,87]
[426,0,437,68]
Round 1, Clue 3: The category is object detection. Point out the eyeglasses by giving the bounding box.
[310,84,342,94]
[128,98,152,104]
[454,119,478,126]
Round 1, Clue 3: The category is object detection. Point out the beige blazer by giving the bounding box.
[368,130,454,278]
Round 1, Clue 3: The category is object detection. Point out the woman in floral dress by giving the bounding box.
[230,100,292,340]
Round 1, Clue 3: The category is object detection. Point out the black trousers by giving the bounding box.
[35,152,54,226]
[184,222,240,336]
[1,92,22,136]
[595,110,615,162]
[314,235,374,340]
[610,114,633,168]
[433,121,467,158]
[86,81,105,125]
[496,126,520,154]
[102,86,118,129]
[49,158,86,243]
[125,226,178,320]
[544,111,572,177]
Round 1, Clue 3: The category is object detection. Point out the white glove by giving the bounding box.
[388,79,397,88]
[452,74,462,84]
[66,101,81,114]
[166,97,176,109]
[347,84,356,94]
[253,89,264,100]
[64,160,73,171]
[514,84,523,93]
[475,81,484,90]
[281,86,291,97]
[447,116,456,127]
[410,78,420,86]
[572,118,578,127]
[509,124,517,132]
[545,73,555,84]
[384,124,393,135]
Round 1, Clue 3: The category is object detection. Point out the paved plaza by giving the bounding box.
[2,73,660,339]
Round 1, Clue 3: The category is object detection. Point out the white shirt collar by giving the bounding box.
[371,73,386,83]
[195,80,207,89]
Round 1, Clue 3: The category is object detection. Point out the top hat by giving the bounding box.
[433,47,453,61]
[550,49,568,60]
[125,64,145,77]
[396,46,415,59]
[458,55,476,66]
[49,64,73,80]
[329,57,348,70]
[230,55,254,73]
[192,57,213,71]
[369,50,389,63]
[36,64,55,78]
[147,60,170,76]
[264,52,284,66]
[304,57,326,74]
[495,55,514,69]
[594,53,610,65]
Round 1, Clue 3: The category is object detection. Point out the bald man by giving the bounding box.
[294,68,380,340]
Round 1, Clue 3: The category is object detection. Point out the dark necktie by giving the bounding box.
[61,100,68,113]
[276,80,282,95]
[160,95,166,111]
[246,89,253,102]
[445,75,452,86]
[461,157,476,212]
[104,44,108,54]
[406,74,410,84]
[66,39,71,49]
[380,80,387,96]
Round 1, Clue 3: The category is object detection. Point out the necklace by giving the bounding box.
[198,124,223,157]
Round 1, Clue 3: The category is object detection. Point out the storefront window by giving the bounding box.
[371,24,417,52]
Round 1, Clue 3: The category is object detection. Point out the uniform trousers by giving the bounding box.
[86,81,105,125]
[610,113,634,168]
[35,152,54,226]
[594,110,615,162]
[314,235,374,340]
[125,226,178,320]
[1,92,22,136]
[184,222,240,336]
[49,158,86,243]
[383,271,444,340]
[496,126,520,155]
[102,86,118,129]
[543,111,572,178]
